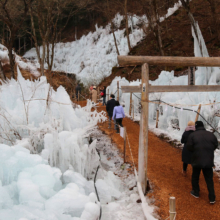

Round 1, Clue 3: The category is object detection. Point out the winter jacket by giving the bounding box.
[92,89,97,103]
[112,106,125,119]
[181,130,194,164]
[106,99,116,117]
[75,85,81,95]
[187,127,218,168]
[101,88,106,97]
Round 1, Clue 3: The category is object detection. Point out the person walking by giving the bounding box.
[92,86,97,103]
[112,101,125,134]
[106,94,116,129]
[181,121,195,176]
[100,86,106,106]
[187,121,218,204]
[75,83,81,101]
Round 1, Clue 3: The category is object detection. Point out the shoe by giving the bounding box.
[190,190,199,198]
[210,200,215,204]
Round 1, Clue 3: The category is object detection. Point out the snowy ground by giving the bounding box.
[88,128,157,220]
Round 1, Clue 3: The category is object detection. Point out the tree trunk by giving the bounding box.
[207,0,220,41]
[180,0,203,56]
[125,0,131,52]
[0,61,6,81]
[111,22,120,55]
[8,46,15,78]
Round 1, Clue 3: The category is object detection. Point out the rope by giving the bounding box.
[79,93,88,100]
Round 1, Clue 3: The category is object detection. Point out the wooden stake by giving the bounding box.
[138,63,149,194]
[132,100,134,120]
[117,81,119,101]
[195,104,202,122]
[156,109,159,128]
[129,92,132,116]
[124,127,127,163]
[169,197,176,220]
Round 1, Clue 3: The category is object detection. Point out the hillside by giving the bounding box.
[99,0,220,88]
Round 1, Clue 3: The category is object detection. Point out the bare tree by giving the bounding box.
[0,61,6,81]
[141,0,165,56]
[180,0,203,56]
[207,0,220,41]
[29,0,92,76]
[0,0,31,78]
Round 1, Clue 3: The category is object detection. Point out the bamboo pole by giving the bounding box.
[124,127,127,163]
[156,109,159,128]
[138,63,149,194]
[129,92,132,116]
[169,197,176,220]
[195,104,202,122]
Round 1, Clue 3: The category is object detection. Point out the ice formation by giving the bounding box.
[24,1,182,87]
[0,44,40,77]
[106,22,220,167]
[0,68,143,219]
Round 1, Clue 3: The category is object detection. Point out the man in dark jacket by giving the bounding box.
[106,94,116,129]
[187,121,218,204]
[75,83,81,101]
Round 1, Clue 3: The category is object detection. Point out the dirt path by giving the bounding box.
[79,101,220,220]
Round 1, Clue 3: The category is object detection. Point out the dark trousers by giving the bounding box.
[183,162,188,171]
[102,97,106,106]
[116,118,123,133]
[192,167,215,201]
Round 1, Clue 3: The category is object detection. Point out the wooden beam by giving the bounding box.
[149,85,220,93]
[118,56,220,67]
[121,85,141,93]
[138,63,149,194]
[121,85,220,93]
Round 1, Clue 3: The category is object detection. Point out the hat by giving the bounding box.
[110,94,115,98]
[93,86,96,89]
[195,121,204,129]
[188,121,195,126]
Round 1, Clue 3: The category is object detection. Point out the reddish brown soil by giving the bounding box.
[79,101,220,220]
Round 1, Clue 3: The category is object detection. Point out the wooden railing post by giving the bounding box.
[132,100,134,120]
[117,81,119,101]
[124,127,127,163]
[169,197,176,220]
[138,63,149,194]
[129,92,132,116]
[156,108,159,128]
[195,104,202,122]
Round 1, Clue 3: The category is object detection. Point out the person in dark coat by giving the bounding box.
[187,121,218,204]
[181,121,195,176]
[101,86,106,106]
[106,94,116,129]
[75,83,81,101]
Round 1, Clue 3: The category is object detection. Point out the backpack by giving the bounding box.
[100,92,104,97]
